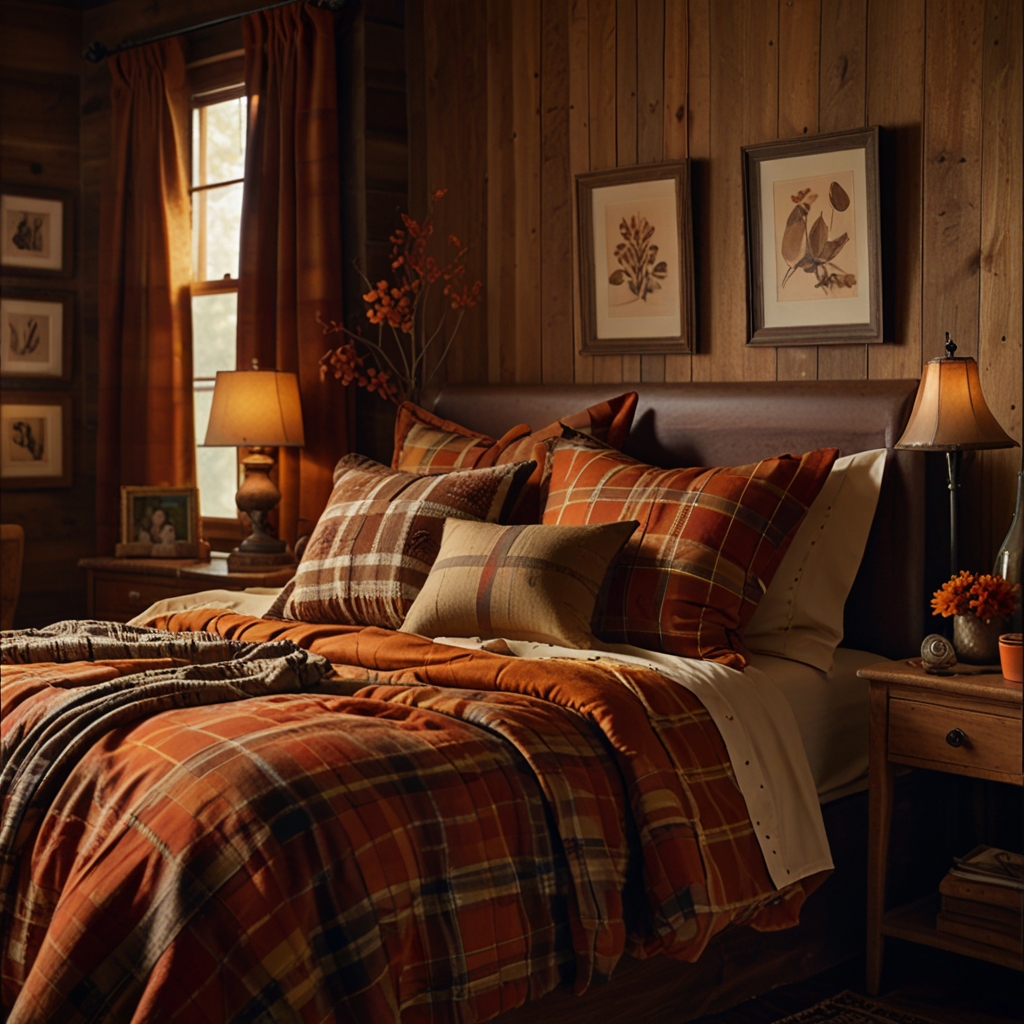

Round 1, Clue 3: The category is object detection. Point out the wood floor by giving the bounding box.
[690,943,1024,1024]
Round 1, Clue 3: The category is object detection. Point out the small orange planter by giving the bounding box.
[998,633,1023,683]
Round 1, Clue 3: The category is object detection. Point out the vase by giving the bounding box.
[953,614,1005,665]
[993,470,1023,633]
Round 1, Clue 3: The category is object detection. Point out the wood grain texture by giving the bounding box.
[866,0,925,382]
[512,0,543,383]
[616,0,641,382]
[541,0,575,384]
[687,0,712,382]
[570,0,594,384]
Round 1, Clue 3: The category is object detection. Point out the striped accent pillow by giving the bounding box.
[401,518,639,648]
[269,455,535,628]
[392,402,530,473]
[542,444,839,668]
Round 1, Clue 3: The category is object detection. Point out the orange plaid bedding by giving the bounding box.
[1,616,825,1023]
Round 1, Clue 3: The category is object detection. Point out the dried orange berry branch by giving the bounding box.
[318,189,482,405]
[931,570,1018,622]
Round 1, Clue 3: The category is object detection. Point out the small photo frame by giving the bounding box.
[743,126,882,346]
[118,485,202,558]
[576,161,695,356]
[1,187,72,277]
[1,289,73,380]
[0,390,72,488]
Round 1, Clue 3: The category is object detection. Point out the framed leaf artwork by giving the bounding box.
[0,289,74,381]
[0,187,74,278]
[742,127,882,346]
[576,161,695,356]
[0,390,72,488]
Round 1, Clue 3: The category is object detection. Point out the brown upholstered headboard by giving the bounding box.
[423,380,925,660]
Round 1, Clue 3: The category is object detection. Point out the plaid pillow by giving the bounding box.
[268,455,535,628]
[401,518,638,648]
[542,444,839,668]
[392,402,530,474]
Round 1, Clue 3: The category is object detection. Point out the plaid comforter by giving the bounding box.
[1,615,825,1023]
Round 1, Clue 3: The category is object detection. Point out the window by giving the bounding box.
[190,88,247,524]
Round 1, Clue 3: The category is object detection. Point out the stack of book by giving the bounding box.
[936,846,1024,954]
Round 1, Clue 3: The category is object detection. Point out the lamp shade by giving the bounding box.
[894,354,1017,452]
[203,370,305,447]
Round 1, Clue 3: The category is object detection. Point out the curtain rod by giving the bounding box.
[83,0,346,63]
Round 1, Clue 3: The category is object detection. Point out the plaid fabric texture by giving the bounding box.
[401,518,638,647]
[392,401,531,474]
[1,611,822,1021]
[543,444,839,667]
[268,454,534,628]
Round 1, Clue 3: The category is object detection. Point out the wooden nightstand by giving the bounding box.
[859,659,1023,993]
[78,554,295,623]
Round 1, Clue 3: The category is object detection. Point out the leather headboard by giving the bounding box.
[423,380,924,660]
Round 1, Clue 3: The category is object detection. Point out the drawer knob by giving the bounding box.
[945,728,966,748]
[128,590,141,603]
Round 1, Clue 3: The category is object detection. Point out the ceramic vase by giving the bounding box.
[953,614,1005,665]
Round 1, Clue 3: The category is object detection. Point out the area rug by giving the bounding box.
[773,991,941,1024]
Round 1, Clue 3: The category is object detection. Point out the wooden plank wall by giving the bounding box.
[410,0,1023,568]
[0,0,90,627]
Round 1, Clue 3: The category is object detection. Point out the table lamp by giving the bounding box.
[203,363,305,571]
[894,333,1018,576]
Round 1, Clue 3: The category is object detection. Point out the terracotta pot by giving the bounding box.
[999,633,1023,682]
[953,614,1006,665]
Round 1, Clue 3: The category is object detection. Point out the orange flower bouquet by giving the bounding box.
[931,571,1018,622]
[318,189,481,405]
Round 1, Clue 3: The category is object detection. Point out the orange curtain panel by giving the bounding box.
[238,2,349,549]
[96,38,195,555]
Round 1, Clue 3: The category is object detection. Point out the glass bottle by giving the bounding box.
[993,469,1023,633]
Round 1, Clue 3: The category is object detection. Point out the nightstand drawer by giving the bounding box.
[94,577,187,616]
[889,698,1022,777]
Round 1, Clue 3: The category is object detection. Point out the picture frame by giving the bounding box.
[743,127,882,347]
[576,161,695,356]
[0,390,72,488]
[0,288,73,380]
[0,186,74,278]
[117,485,203,558]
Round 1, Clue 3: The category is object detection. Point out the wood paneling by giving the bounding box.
[410,0,1023,567]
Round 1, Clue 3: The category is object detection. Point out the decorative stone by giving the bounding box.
[920,633,957,670]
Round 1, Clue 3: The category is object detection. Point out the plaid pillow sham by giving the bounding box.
[268,454,535,628]
[401,518,639,648]
[542,444,839,668]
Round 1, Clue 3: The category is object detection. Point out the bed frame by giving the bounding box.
[422,379,928,1021]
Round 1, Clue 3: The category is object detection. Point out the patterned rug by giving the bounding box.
[773,991,941,1024]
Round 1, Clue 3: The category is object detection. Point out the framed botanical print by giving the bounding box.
[0,187,73,277]
[0,390,72,488]
[0,289,73,380]
[742,127,882,346]
[576,161,695,356]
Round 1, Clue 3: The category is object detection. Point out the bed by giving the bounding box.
[0,379,927,1024]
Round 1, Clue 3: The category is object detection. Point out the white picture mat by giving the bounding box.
[1,402,63,477]
[1,194,64,271]
[593,177,682,340]
[759,148,871,329]
[1,298,64,376]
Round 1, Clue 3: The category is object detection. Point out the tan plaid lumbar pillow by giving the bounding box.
[401,518,638,648]
[268,455,535,628]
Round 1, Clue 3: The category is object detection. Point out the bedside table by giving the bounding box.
[858,659,1023,993]
[78,555,295,623]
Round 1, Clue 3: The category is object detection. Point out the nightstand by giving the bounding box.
[858,659,1023,993]
[78,554,295,623]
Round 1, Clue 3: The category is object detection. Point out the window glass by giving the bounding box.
[192,291,237,379]
[205,97,246,182]
[193,181,244,281]
[194,382,240,519]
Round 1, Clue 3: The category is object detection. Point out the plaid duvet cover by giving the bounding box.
[1,615,825,1023]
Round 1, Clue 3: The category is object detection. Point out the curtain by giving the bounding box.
[238,2,348,549]
[96,38,194,555]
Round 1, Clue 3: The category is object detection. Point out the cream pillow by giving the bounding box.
[742,448,887,671]
[401,518,638,648]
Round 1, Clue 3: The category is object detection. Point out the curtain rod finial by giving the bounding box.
[83,41,110,63]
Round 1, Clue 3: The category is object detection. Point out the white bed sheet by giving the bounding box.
[749,648,880,804]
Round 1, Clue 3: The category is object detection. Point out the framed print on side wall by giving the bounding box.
[0,391,72,488]
[743,127,882,346]
[0,289,73,380]
[0,187,73,277]
[577,161,695,356]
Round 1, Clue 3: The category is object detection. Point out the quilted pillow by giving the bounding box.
[401,518,638,648]
[267,454,535,628]
[392,402,530,473]
[542,444,839,668]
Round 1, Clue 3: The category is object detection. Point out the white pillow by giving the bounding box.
[743,448,887,672]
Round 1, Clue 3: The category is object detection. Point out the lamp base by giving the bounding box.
[229,446,296,573]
